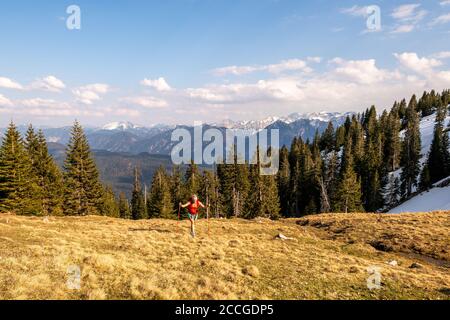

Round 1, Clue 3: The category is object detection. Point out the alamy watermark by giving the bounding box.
[366,5,381,32]
[171,123,279,175]
[66,264,81,290]
[66,5,81,30]
[366,266,382,290]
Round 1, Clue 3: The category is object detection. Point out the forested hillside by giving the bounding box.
[0,90,449,218]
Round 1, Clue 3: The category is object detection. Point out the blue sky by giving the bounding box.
[1,0,450,127]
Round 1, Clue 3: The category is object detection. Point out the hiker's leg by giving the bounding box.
[190,218,194,234]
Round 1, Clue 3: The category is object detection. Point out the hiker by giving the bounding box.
[180,195,206,237]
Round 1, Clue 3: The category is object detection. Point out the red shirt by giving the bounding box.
[188,200,200,215]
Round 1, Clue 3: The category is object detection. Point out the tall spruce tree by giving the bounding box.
[98,186,120,217]
[63,121,103,216]
[25,128,64,215]
[170,165,185,213]
[147,166,173,219]
[288,138,302,216]
[400,95,422,198]
[277,146,290,216]
[0,122,41,214]
[184,161,201,198]
[200,170,219,219]
[320,122,335,152]
[333,136,363,213]
[118,192,131,219]
[244,147,280,219]
[131,167,146,220]
[425,104,450,184]
[384,174,401,208]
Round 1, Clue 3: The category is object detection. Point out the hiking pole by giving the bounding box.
[207,204,210,237]
[178,203,181,233]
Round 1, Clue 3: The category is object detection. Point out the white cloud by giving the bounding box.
[394,52,442,74]
[0,77,23,90]
[141,77,172,92]
[212,65,259,76]
[340,5,369,17]
[31,76,66,92]
[430,13,450,25]
[266,59,312,74]
[390,4,426,35]
[114,108,141,117]
[440,1,450,6]
[331,58,400,84]
[391,24,415,34]
[72,83,110,104]
[20,98,71,109]
[179,53,450,123]
[212,59,312,76]
[0,94,13,107]
[431,51,450,59]
[391,4,426,22]
[307,56,322,63]
[121,96,168,109]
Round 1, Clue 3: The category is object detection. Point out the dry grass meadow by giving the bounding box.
[0,211,449,300]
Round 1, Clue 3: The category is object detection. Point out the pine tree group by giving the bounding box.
[0,89,448,218]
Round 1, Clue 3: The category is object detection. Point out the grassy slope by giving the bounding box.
[0,212,449,300]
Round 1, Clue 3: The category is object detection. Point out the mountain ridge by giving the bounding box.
[1,111,353,155]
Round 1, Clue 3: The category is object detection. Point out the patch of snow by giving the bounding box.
[388,185,450,213]
[102,121,142,131]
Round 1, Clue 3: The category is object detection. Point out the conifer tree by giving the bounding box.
[244,161,263,219]
[244,147,280,219]
[63,121,102,216]
[147,166,173,219]
[200,170,219,218]
[444,120,450,176]
[384,175,401,208]
[184,160,201,198]
[383,111,401,171]
[333,137,363,213]
[400,95,422,198]
[288,138,302,216]
[217,161,235,217]
[118,192,131,219]
[233,151,250,217]
[170,165,185,212]
[25,128,64,215]
[0,122,40,214]
[131,167,146,220]
[319,122,335,152]
[321,150,339,213]
[261,173,281,219]
[98,186,120,217]
[419,164,431,190]
[425,104,450,184]
[216,147,249,217]
[277,146,290,216]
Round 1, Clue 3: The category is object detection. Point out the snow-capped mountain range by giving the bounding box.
[211,112,353,130]
[102,121,143,131]
[1,111,353,154]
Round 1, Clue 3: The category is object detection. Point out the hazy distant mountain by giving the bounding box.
[1,111,353,155]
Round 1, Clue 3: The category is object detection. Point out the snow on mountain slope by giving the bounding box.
[214,111,353,130]
[102,121,142,131]
[388,185,450,213]
[390,112,450,181]
[387,112,450,213]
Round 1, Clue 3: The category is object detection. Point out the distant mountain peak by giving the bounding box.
[102,121,142,131]
[211,111,353,130]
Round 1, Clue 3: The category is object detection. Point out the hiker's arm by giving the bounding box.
[180,202,190,208]
[198,201,206,209]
